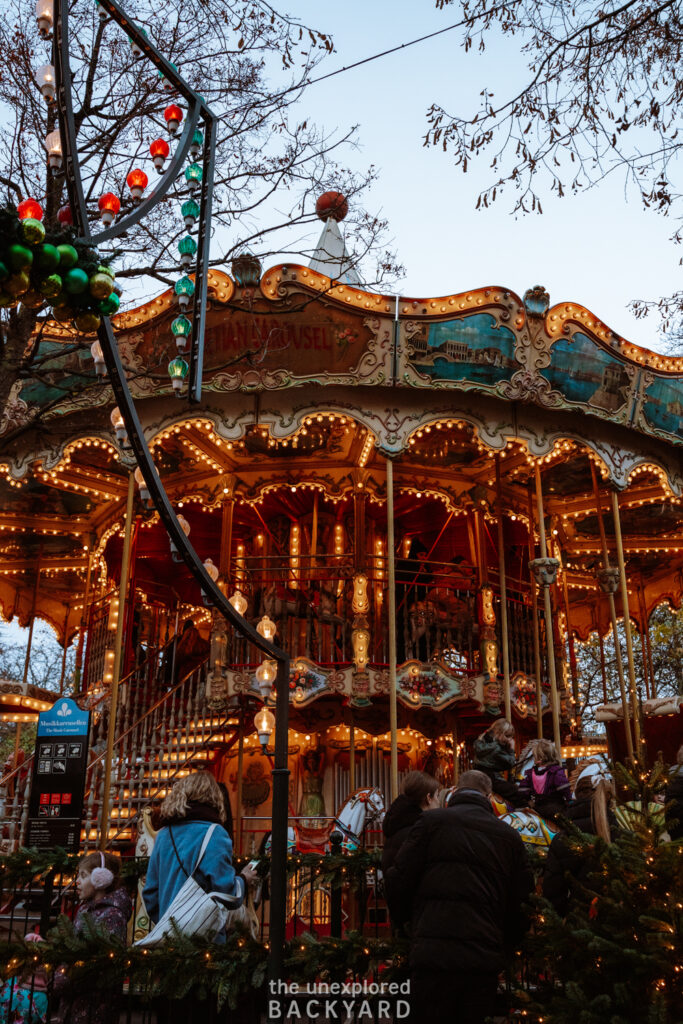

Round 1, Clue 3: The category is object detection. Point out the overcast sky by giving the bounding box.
[281,0,682,352]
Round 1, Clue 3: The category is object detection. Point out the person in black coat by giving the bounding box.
[665,745,683,841]
[381,770,440,876]
[385,770,534,1024]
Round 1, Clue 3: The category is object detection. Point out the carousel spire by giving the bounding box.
[308,190,360,286]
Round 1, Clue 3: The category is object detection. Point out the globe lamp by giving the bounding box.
[167,356,189,395]
[181,198,200,229]
[98,192,121,226]
[126,168,148,201]
[254,707,275,752]
[174,275,194,311]
[171,315,192,352]
[164,104,183,134]
[178,235,197,268]
[150,138,169,173]
[36,65,55,102]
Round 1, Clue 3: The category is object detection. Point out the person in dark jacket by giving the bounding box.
[381,770,439,876]
[542,765,616,916]
[473,717,526,808]
[385,770,534,1024]
[519,738,571,820]
[665,744,683,841]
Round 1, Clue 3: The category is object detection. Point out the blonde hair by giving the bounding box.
[160,771,225,823]
[488,718,515,743]
[574,777,615,844]
[534,739,559,766]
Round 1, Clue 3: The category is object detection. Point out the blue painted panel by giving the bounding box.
[642,376,683,439]
[409,313,516,386]
[542,333,630,414]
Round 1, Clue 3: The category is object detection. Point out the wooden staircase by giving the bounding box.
[1,659,239,852]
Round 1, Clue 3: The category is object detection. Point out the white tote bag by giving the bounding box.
[136,823,245,947]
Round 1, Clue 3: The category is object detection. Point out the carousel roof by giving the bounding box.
[2,267,683,647]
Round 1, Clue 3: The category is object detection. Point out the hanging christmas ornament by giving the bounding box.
[164,104,183,135]
[98,192,121,226]
[174,275,194,311]
[126,168,148,201]
[149,138,169,173]
[57,204,73,226]
[17,198,43,221]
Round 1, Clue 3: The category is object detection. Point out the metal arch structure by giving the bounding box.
[52,0,290,982]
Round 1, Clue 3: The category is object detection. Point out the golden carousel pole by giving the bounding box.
[100,472,135,850]
[73,539,94,693]
[611,489,643,756]
[526,491,544,739]
[386,457,399,801]
[349,722,356,791]
[16,548,43,761]
[235,714,245,856]
[637,583,652,700]
[495,457,511,721]
[533,463,562,753]
[590,465,635,763]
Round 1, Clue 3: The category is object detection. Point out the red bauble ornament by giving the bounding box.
[57,204,73,226]
[17,198,44,221]
[315,191,348,222]
[164,104,183,133]
[98,192,121,214]
[126,168,148,200]
[149,138,170,159]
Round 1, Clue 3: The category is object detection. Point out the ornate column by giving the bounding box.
[527,491,543,739]
[100,471,135,849]
[386,457,399,801]
[495,456,511,720]
[610,489,643,754]
[73,536,95,692]
[590,464,635,762]
[532,462,562,752]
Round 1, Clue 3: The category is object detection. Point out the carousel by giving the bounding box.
[1,197,682,861]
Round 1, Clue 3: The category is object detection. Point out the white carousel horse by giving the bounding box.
[330,786,385,853]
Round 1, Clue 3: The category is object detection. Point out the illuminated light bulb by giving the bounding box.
[103,648,115,683]
[229,590,248,616]
[36,65,55,102]
[178,235,197,268]
[255,660,277,698]
[35,0,53,36]
[184,163,202,195]
[164,103,183,134]
[181,198,200,229]
[126,168,148,201]
[149,138,169,173]
[256,615,276,641]
[171,315,192,352]
[167,356,188,394]
[254,707,275,751]
[90,340,106,377]
[44,129,62,173]
[174,275,194,311]
[98,192,120,226]
[134,466,150,503]
[17,198,43,221]
[109,406,127,445]
[169,512,190,561]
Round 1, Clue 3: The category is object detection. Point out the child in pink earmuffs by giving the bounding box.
[54,851,132,1024]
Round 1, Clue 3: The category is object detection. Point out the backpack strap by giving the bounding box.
[168,822,219,878]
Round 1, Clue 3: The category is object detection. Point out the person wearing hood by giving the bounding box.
[381,770,440,876]
[142,770,257,943]
[54,851,133,1024]
[385,770,533,1024]
[472,718,526,809]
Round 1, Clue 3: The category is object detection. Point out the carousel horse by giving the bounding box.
[439,783,556,850]
[331,786,385,852]
[131,806,158,942]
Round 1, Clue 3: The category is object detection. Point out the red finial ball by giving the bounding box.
[315,191,348,222]
[57,204,73,226]
[17,198,44,221]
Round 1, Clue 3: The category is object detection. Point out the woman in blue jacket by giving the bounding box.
[143,770,256,940]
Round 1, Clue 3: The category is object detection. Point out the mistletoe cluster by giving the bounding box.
[0,205,117,333]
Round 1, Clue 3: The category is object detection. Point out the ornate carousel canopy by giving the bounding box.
[2,264,683,737]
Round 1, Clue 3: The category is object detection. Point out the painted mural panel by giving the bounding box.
[542,332,631,415]
[406,313,517,389]
[641,375,683,440]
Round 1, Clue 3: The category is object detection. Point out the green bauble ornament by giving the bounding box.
[36,244,60,273]
[21,290,44,309]
[0,261,8,281]
[74,311,101,333]
[64,268,89,294]
[97,264,115,280]
[6,271,30,296]
[0,292,17,308]
[89,272,114,300]
[56,244,78,269]
[98,292,120,315]
[21,218,46,245]
[39,274,63,299]
[9,244,33,272]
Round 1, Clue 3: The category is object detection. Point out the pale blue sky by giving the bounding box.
[279,0,681,351]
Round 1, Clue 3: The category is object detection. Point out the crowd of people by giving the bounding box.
[383,721,683,1024]
[4,732,681,1024]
